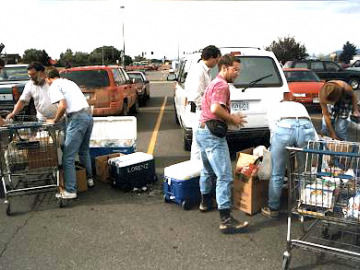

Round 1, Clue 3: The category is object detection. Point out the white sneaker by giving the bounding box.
[56,190,77,199]
[87,178,94,187]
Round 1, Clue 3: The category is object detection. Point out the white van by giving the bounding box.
[167,47,289,150]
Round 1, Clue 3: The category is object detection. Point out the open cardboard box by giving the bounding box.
[233,148,268,215]
[95,153,124,183]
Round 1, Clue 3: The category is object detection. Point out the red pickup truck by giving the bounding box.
[60,65,139,116]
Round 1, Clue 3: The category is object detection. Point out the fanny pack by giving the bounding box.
[205,120,228,138]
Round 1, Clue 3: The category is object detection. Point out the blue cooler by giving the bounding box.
[90,116,137,167]
[108,152,157,191]
[163,160,202,210]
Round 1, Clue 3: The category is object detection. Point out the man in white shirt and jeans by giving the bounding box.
[45,67,94,199]
[6,62,58,121]
[185,45,221,160]
[262,98,317,218]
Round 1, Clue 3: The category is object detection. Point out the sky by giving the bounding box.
[1,0,360,60]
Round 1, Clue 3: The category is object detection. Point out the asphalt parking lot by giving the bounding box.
[0,71,359,270]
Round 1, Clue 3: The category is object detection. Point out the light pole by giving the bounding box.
[120,5,125,67]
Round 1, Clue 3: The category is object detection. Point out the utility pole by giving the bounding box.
[120,5,125,67]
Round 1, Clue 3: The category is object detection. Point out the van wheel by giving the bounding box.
[122,101,129,116]
[348,78,359,90]
[130,99,139,114]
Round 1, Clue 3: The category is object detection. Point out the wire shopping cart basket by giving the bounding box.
[282,140,360,269]
[0,117,62,215]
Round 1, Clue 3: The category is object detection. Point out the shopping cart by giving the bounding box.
[0,116,62,215]
[283,140,360,269]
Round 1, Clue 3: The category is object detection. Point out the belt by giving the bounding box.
[280,116,310,121]
[67,107,91,118]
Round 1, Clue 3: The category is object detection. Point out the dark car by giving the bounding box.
[284,59,360,90]
[127,71,150,106]
[0,64,35,117]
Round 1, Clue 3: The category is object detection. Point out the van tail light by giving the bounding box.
[12,86,21,101]
[283,91,295,101]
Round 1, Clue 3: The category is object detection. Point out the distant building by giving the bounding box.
[4,54,21,64]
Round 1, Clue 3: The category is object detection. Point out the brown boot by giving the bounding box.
[219,209,249,234]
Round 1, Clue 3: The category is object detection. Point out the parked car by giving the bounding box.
[0,64,35,117]
[127,71,150,106]
[283,68,324,109]
[60,66,138,116]
[283,59,360,90]
[167,47,289,150]
[346,60,360,71]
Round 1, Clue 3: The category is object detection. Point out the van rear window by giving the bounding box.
[209,56,283,87]
[60,70,110,88]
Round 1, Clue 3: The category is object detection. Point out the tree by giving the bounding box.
[59,49,74,68]
[22,49,51,66]
[124,55,132,66]
[339,41,357,64]
[265,36,308,64]
[90,46,121,65]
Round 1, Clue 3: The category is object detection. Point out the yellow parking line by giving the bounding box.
[147,96,167,155]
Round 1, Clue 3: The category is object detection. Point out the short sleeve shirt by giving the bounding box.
[200,75,230,123]
[185,60,211,107]
[20,80,58,120]
[49,78,89,114]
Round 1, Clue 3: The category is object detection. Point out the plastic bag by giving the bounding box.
[257,149,271,180]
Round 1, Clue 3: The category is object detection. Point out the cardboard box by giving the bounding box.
[233,174,268,215]
[59,165,88,192]
[95,153,124,183]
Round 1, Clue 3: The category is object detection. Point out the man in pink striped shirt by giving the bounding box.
[196,54,248,234]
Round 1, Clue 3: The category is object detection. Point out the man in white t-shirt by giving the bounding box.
[185,45,221,160]
[262,98,317,218]
[45,66,94,200]
[6,62,58,121]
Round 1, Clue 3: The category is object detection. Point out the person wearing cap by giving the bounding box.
[320,80,359,141]
[45,66,94,200]
[262,98,317,218]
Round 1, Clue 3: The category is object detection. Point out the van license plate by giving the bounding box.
[0,94,13,101]
[231,101,249,111]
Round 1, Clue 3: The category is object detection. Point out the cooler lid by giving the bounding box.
[91,116,137,141]
[164,160,203,180]
[108,152,153,167]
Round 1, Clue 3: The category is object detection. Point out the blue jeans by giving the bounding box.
[268,119,316,210]
[196,125,232,210]
[321,116,348,141]
[63,112,93,193]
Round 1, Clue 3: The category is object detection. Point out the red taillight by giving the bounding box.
[12,86,21,101]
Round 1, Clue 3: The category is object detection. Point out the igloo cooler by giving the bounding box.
[163,160,202,210]
[108,152,157,191]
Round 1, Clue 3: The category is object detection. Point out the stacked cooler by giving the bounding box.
[163,160,202,210]
[108,152,157,191]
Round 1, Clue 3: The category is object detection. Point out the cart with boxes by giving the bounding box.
[0,117,62,215]
[282,140,360,269]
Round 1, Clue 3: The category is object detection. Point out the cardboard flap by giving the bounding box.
[91,116,137,141]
